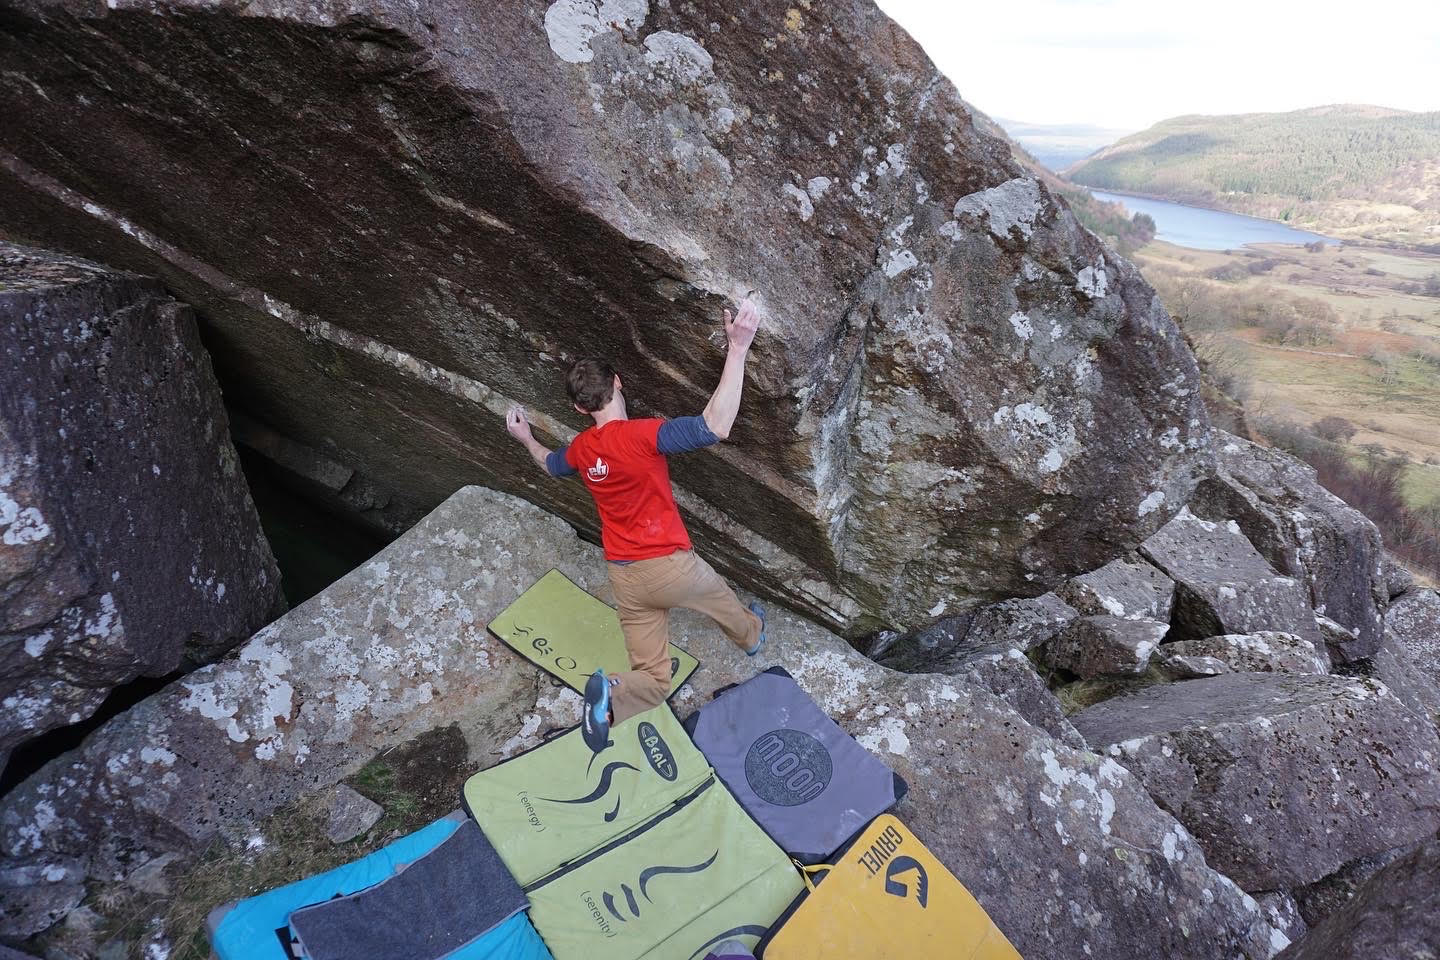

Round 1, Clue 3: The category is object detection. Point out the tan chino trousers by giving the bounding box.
[606,549,762,724]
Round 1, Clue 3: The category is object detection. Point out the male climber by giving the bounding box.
[505,297,766,752]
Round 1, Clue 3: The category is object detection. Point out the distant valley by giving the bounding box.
[1066,105,1440,249]
[993,118,1136,172]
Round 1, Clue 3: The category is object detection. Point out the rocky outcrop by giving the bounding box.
[229,412,423,539]
[1155,633,1331,678]
[1254,892,1308,947]
[1139,509,1321,645]
[1041,614,1169,677]
[1380,556,1414,601]
[1074,673,1440,892]
[324,785,383,844]
[0,242,282,770]
[1276,833,1440,960]
[1054,552,1175,621]
[1386,588,1440,682]
[1,485,1283,958]
[1291,843,1412,929]
[0,0,1213,637]
[938,645,1086,749]
[1190,434,1386,661]
[874,591,1078,672]
[1339,633,1440,729]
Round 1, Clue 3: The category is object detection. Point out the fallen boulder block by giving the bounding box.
[1139,509,1320,645]
[1075,673,1440,891]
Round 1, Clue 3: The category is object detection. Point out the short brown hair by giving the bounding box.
[566,357,616,412]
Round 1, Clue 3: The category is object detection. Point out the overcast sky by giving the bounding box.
[876,0,1440,130]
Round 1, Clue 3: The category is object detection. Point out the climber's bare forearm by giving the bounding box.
[521,435,553,472]
[702,348,749,440]
[703,297,760,440]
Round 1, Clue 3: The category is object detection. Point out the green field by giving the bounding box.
[1136,240,1440,510]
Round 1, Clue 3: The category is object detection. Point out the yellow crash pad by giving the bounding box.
[488,569,698,695]
[761,815,1022,960]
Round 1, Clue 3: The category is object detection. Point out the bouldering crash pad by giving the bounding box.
[757,814,1021,959]
[464,704,711,887]
[206,812,552,960]
[685,667,905,862]
[524,777,801,960]
[489,569,698,695]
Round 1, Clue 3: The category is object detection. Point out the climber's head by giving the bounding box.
[566,357,623,420]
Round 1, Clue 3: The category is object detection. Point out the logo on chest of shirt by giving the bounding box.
[586,457,609,483]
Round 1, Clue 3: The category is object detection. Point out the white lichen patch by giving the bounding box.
[24,631,51,658]
[952,177,1043,242]
[857,715,911,756]
[994,403,1052,428]
[882,249,918,278]
[805,176,832,199]
[1161,826,1185,862]
[782,182,814,221]
[881,143,908,178]
[642,31,714,84]
[139,746,176,766]
[1137,490,1166,517]
[787,646,876,713]
[181,678,236,721]
[0,462,51,546]
[1075,264,1109,299]
[1008,312,1034,341]
[889,308,953,373]
[991,402,1080,477]
[544,0,648,64]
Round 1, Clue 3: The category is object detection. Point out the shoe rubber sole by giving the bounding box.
[581,669,612,753]
[746,602,767,657]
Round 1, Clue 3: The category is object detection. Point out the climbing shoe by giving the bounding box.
[746,601,767,657]
[581,669,612,753]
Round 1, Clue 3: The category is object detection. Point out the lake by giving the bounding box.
[1090,190,1339,251]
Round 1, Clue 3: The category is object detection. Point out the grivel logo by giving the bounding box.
[744,729,832,806]
[884,856,929,908]
[637,722,677,781]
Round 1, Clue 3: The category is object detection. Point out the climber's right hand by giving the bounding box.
[505,404,533,443]
[725,297,760,354]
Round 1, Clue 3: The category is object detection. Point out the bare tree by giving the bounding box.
[1313,416,1357,443]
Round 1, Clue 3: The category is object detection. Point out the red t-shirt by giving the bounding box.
[565,418,692,562]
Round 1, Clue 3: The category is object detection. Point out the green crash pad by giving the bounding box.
[464,704,711,887]
[525,778,802,960]
[465,705,803,960]
[489,569,699,695]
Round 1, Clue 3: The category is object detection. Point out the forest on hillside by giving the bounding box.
[1068,107,1440,248]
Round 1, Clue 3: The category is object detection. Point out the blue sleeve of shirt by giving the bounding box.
[656,415,721,455]
[546,446,577,477]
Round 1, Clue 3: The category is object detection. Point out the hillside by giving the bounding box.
[1067,105,1440,249]
[968,104,1156,254]
[994,117,1135,173]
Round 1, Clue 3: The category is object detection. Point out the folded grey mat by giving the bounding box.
[288,818,526,960]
